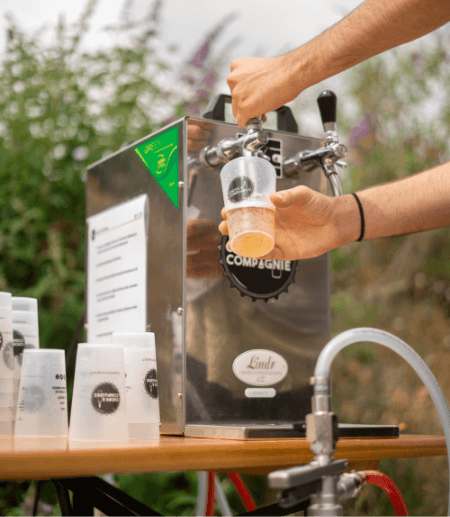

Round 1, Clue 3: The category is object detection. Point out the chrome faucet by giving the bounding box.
[198,116,270,168]
[283,90,347,197]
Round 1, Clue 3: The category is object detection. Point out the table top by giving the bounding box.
[0,434,446,481]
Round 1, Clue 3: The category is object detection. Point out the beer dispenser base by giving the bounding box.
[184,422,399,440]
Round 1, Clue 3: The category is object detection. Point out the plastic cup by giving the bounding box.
[11,297,38,313]
[12,323,40,386]
[0,293,11,308]
[0,379,15,392]
[14,349,68,437]
[220,156,276,258]
[0,422,13,436]
[69,344,128,442]
[0,393,14,406]
[12,310,38,328]
[111,333,160,439]
[0,306,15,379]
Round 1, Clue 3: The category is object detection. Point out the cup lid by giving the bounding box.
[111,332,155,350]
[12,297,38,313]
[0,292,11,308]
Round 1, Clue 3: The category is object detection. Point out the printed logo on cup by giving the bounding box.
[144,369,158,399]
[228,177,254,203]
[13,330,35,366]
[91,382,120,415]
[0,332,3,351]
[21,385,46,412]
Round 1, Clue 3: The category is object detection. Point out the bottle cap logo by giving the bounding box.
[91,383,120,415]
[228,176,254,203]
[144,369,158,399]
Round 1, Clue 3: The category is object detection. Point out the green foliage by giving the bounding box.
[113,472,267,516]
[0,0,229,355]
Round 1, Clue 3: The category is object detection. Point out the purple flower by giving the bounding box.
[351,120,371,145]
[190,43,209,68]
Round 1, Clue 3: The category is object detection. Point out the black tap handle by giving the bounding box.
[317,90,337,125]
[203,93,298,133]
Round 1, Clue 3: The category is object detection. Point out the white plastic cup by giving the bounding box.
[0,379,15,393]
[0,307,15,379]
[12,310,38,328]
[11,297,38,313]
[12,323,40,385]
[220,156,276,258]
[0,407,14,421]
[69,344,128,442]
[111,333,160,439]
[14,349,68,437]
[0,393,14,406]
[0,421,14,435]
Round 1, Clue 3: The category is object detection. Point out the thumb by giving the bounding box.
[270,186,312,208]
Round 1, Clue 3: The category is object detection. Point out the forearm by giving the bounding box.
[285,0,450,92]
[336,161,450,244]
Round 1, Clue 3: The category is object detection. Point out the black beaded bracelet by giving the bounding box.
[351,192,365,242]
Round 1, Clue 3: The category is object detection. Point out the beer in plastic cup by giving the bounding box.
[220,156,276,258]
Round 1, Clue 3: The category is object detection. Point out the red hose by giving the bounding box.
[206,471,215,516]
[228,473,257,511]
[362,470,408,516]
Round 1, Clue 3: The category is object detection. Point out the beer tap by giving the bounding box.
[283,90,347,197]
[188,117,270,206]
[198,116,270,169]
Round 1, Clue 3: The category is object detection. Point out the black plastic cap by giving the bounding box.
[317,90,337,124]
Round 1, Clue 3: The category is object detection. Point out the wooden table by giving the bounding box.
[1,434,446,482]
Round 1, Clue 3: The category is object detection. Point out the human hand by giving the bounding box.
[227,55,301,127]
[187,219,223,278]
[187,119,214,152]
[218,186,345,261]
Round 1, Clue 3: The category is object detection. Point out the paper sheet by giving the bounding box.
[87,195,148,343]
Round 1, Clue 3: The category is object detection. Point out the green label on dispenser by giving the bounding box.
[134,126,179,207]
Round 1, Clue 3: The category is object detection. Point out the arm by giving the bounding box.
[228,0,450,127]
[219,161,450,261]
[337,161,450,245]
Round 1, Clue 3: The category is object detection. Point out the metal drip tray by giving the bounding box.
[184,422,400,440]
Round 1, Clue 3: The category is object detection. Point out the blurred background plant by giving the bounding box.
[1,0,450,514]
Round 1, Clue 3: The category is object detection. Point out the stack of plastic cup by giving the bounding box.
[14,349,68,438]
[0,293,15,435]
[11,297,40,427]
[111,332,160,439]
[69,344,128,444]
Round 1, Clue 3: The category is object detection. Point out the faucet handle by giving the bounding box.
[317,90,337,133]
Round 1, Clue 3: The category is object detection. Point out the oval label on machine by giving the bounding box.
[232,349,288,387]
[245,388,276,398]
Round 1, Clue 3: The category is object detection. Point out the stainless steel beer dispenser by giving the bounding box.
[85,91,347,438]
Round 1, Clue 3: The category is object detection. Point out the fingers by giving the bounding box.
[187,219,218,237]
[270,185,312,208]
[218,221,229,236]
[221,207,227,220]
[186,251,223,278]
[255,246,285,261]
[187,119,214,131]
[187,120,213,152]
[187,234,221,252]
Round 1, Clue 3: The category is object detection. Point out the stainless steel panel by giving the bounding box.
[86,116,331,438]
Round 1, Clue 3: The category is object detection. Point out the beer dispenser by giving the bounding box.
[85,91,347,438]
